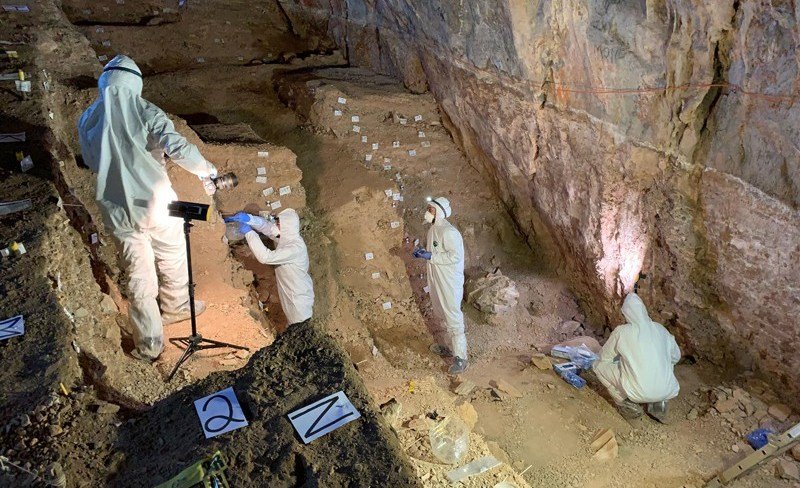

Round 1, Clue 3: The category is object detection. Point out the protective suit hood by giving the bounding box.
[277,208,300,239]
[98,55,143,97]
[622,293,652,330]
[429,197,452,223]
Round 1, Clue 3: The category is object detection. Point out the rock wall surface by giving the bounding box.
[278,0,800,403]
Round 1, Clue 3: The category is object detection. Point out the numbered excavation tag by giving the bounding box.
[288,390,361,444]
[194,387,248,439]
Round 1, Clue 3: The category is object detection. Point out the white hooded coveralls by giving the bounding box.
[593,293,681,404]
[426,198,467,359]
[78,55,216,359]
[244,209,314,325]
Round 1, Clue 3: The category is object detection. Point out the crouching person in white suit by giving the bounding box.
[225,209,314,327]
[593,293,681,422]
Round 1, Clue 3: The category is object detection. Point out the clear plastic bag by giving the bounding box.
[567,344,598,370]
[429,416,470,464]
[446,455,502,483]
[224,221,246,244]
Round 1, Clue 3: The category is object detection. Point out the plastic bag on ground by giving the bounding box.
[446,455,502,483]
[429,416,470,464]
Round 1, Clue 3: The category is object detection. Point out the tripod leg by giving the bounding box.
[195,337,250,351]
[167,342,197,382]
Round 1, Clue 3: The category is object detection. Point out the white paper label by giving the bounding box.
[337,97,347,104]
[371,143,379,150]
[418,131,425,138]
[421,141,431,147]
[102,40,111,47]
[98,55,108,62]
[408,149,417,157]
[371,272,380,279]
[90,233,98,245]
[390,221,400,229]
[256,176,267,184]
[96,27,104,33]
[15,80,31,92]
[194,387,248,439]
[257,167,267,175]
[262,187,274,196]
[361,136,368,143]
[384,189,393,197]
[352,125,360,133]
[364,252,374,261]
[399,118,407,125]
[196,57,205,63]
[0,315,25,341]
[279,186,291,196]
[423,285,430,294]
[365,154,372,162]
[351,115,359,123]
[270,200,282,210]
[414,115,423,122]
[383,157,391,163]
[288,390,361,444]
[258,151,269,158]
[383,165,392,171]
[382,302,392,310]
[334,109,342,116]
[393,193,401,201]
[392,141,400,148]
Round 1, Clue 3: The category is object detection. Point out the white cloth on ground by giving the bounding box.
[593,293,681,404]
[426,197,467,359]
[78,55,216,359]
[244,208,314,325]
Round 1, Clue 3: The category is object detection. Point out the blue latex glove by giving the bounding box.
[224,212,265,227]
[239,222,253,234]
[413,248,432,260]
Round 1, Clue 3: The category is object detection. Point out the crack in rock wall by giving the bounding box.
[278,0,800,403]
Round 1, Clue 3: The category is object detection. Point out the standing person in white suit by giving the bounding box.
[78,55,218,362]
[413,197,468,374]
[593,292,682,422]
[224,209,314,326]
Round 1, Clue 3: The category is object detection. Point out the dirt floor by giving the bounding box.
[1,1,799,487]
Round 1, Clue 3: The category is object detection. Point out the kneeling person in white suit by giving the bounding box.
[593,293,681,422]
[225,209,314,326]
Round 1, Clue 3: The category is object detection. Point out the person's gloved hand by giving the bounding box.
[413,248,432,260]
[201,177,216,196]
[238,222,253,234]
[224,212,265,231]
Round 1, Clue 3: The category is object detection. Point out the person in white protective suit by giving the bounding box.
[413,197,468,375]
[224,209,314,326]
[593,292,681,422]
[78,55,218,362]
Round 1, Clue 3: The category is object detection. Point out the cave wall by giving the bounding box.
[277,0,800,402]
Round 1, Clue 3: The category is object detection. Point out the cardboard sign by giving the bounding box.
[288,391,361,444]
[194,387,248,439]
[0,315,24,341]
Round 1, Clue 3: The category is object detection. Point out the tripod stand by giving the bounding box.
[167,217,248,382]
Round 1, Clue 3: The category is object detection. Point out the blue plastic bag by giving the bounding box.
[746,428,773,450]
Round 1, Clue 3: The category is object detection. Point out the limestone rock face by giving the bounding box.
[466,271,519,314]
[281,1,800,402]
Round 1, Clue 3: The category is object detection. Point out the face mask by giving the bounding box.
[424,211,435,224]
